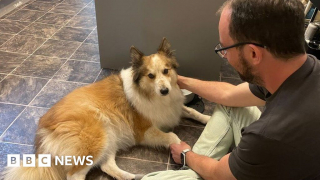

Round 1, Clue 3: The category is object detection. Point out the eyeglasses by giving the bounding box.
[215,42,266,59]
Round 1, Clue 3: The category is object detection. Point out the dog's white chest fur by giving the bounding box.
[121,68,184,128]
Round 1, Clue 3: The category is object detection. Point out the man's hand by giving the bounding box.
[177,75,188,90]
[170,141,191,164]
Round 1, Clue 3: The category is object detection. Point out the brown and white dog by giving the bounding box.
[3,38,210,180]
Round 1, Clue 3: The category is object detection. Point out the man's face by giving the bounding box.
[218,6,264,86]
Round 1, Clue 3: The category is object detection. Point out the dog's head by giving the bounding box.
[130,37,179,97]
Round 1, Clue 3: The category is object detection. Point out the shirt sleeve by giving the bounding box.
[248,84,267,101]
[228,133,316,180]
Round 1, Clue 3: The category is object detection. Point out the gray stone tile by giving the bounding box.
[6,9,45,22]
[71,43,99,61]
[220,59,240,78]
[180,117,206,128]
[0,35,46,54]
[63,0,92,6]
[203,98,215,116]
[0,74,6,81]
[0,75,48,105]
[87,1,95,8]
[0,33,13,46]
[36,13,73,25]
[0,51,29,73]
[78,7,96,17]
[0,107,48,145]
[30,80,86,108]
[53,60,101,83]
[221,77,244,85]
[34,39,81,58]
[0,20,29,34]
[19,23,61,38]
[118,146,169,163]
[167,164,181,170]
[52,27,92,42]
[84,29,98,44]
[95,68,119,82]
[0,103,25,135]
[86,167,114,180]
[67,15,96,29]
[23,1,57,11]
[116,157,168,175]
[174,125,204,147]
[50,3,83,15]
[0,142,34,172]
[36,0,63,3]
[12,55,66,78]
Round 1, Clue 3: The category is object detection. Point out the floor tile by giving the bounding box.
[50,3,83,15]
[36,13,73,26]
[23,1,57,11]
[118,146,169,163]
[95,68,119,82]
[174,125,204,147]
[36,0,63,3]
[52,27,92,42]
[0,20,29,34]
[0,75,48,105]
[221,77,244,85]
[0,35,46,54]
[53,60,101,83]
[116,157,168,175]
[0,51,29,73]
[12,55,66,78]
[63,0,92,6]
[220,59,240,78]
[0,33,14,46]
[19,23,61,38]
[87,1,95,8]
[0,74,6,81]
[0,107,48,145]
[0,103,25,135]
[78,7,96,17]
[203,98,215,116]
[67,15,96,29]
[84,29,98,44]
[71,43,100,62]
[71,43,99,61]
[167,164,181,170]
[34,39,81,58]
[180,117,206,128]
[0,142,34,172]
[86,167,114,180]
[30,80,86,108]
[5,9,45,22]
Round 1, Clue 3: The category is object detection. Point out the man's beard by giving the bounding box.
[237,51,264,86]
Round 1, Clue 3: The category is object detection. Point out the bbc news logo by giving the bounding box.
[7,154,93,167]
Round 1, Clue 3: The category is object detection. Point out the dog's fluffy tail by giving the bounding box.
[3,159,65,180]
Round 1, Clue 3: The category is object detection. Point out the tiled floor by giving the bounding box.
[0,0,243,179]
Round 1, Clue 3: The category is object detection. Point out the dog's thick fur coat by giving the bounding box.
[3,38,210,180]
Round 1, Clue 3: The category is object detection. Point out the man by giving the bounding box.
[142,0,320,179]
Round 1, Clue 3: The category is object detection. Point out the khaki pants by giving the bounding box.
[142,104,262,180]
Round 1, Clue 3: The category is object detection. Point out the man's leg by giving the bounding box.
[141,105,261,180]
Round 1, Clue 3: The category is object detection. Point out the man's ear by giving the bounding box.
[248,44,263,66]
[158,37,174,57]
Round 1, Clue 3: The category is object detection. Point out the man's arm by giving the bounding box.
[178,75,265,107]
[170,142,236,180]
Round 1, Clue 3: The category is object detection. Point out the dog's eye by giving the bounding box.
[148,73,155,79]
[163,69,169,74]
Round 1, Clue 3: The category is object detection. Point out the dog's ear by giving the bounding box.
[130,46,144,83]
[158,37,174,57]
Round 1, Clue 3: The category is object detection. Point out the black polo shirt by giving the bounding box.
[229,55,320,180]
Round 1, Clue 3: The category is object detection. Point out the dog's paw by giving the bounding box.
[168,132,181,145]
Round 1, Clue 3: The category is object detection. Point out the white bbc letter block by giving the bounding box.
[7,154,20,167]
[23,154,35,167]
[38,154,51,167]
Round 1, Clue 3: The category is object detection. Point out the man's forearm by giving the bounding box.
[179,76,235,105]
[186,151,218,180]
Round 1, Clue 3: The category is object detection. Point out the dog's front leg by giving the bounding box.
[140,126,181,148]
[182,106,211,124]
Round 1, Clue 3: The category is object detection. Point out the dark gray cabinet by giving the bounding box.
[95,0,225,80]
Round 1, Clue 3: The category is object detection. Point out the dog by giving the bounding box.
[3,38,210,180]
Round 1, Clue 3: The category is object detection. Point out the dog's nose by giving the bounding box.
[160,88,169,95]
